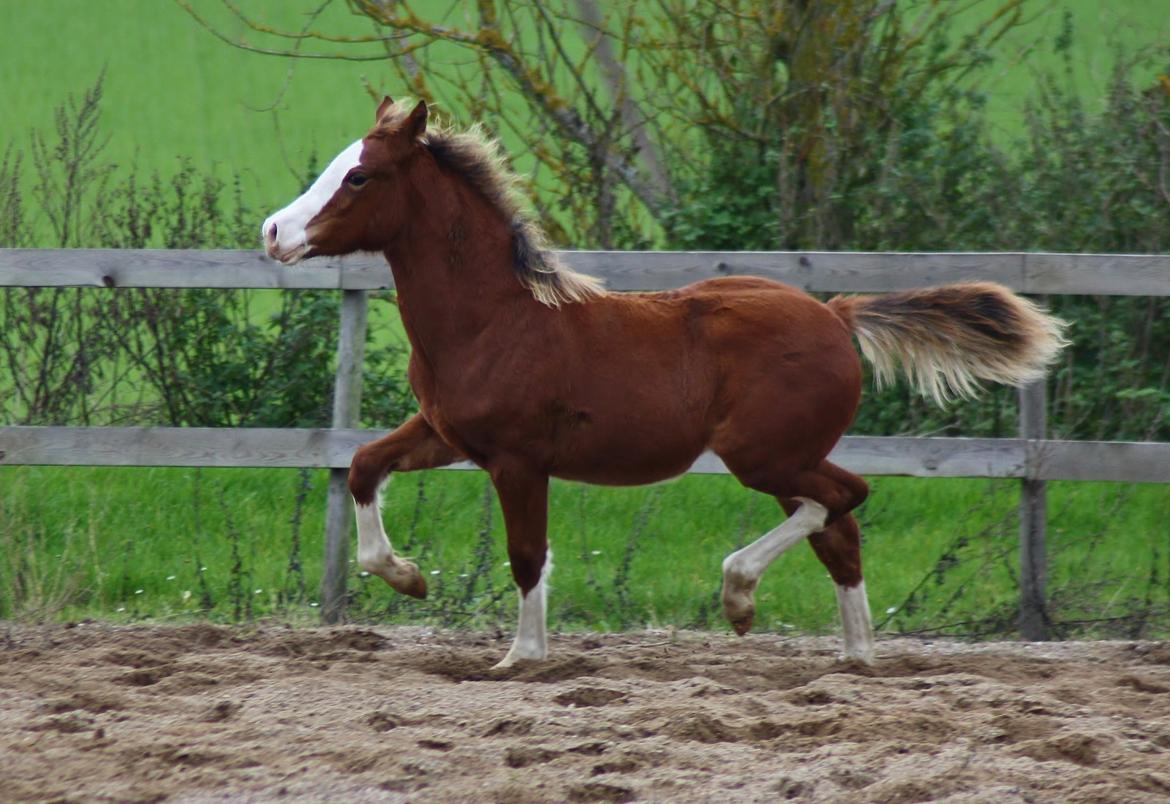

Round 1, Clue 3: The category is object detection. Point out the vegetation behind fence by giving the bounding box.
[2,50,1169,637]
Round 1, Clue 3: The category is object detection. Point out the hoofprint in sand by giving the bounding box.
[2,623,1168,802]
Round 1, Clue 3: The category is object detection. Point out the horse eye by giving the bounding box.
[346,173,369,188]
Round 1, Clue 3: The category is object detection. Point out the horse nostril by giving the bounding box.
[267,222,278,244]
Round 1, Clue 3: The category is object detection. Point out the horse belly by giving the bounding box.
[551,439,705,486]
[547,396,709,486]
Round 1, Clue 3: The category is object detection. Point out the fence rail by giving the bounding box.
[4,247,1170,294]
[4,426,1170,483]
[3,247,1169,637]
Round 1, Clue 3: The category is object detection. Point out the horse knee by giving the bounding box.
[507,541,550,596]
[348,445,385,505]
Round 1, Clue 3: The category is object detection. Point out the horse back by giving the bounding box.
[540,277,861,483]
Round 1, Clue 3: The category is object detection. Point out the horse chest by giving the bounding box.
[406,351,540,462]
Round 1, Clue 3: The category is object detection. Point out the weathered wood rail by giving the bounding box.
[4,427,1169,482]
[4,248,1170,294]
[3,248,1169,637]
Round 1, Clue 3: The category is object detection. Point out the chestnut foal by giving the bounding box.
[262,98,1065,667]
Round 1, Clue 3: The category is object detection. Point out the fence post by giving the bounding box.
[1018,378,1049,641]
[321,288,368,624]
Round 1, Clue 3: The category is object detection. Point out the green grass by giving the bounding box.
[960,1,1170,139]
[0,0,386,216]
[2,465,1167,637]
[2,1,1168,221]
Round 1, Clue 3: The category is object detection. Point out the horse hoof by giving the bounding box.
[721,570,756,635]
[385,562,428,599]
[721,595,755,635]
[838,648,876,666]
[491,653,543,671]
[729,613,754,636]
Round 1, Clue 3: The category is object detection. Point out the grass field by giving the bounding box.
[2,465,1167,637]
[959,2,1170,137]
[1,0,385,218]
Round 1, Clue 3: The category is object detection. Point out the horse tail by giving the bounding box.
[827,282,1068,406]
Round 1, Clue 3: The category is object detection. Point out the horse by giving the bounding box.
[262,97,1066,668]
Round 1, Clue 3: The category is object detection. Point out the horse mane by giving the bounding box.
[377,100,606,307]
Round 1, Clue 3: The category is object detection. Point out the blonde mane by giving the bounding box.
[377,100,605,307]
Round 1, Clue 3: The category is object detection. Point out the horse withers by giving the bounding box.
[262,97,1066,668]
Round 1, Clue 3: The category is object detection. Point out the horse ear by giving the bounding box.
[375,96,394,124]
[407,99,428,140]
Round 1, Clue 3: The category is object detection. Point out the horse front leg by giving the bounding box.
[348,413,464,598]
[489,463,551,669]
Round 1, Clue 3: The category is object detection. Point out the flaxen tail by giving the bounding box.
[828,283,1068,406]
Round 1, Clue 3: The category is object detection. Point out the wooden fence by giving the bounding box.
[3,248,1170,636]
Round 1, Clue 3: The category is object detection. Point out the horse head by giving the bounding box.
[262,97,428,264]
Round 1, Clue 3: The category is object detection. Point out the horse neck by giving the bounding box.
[383,165,536,354]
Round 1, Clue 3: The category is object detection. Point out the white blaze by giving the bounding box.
[262,139,364,264]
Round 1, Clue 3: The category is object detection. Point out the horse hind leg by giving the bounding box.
[720,459,874,662]
[721,496,830,636]
[808,513,875,664]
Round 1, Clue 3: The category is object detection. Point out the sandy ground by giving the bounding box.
[2,624,1170,803]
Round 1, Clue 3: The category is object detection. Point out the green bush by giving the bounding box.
[0,75,413,431]
[662,30,1170,442]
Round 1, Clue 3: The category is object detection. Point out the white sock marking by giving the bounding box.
[495,549,552,668]
[722,498,829,583]
[355,497,394,573]
[354,493,422,595]
[836,580,875,664]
